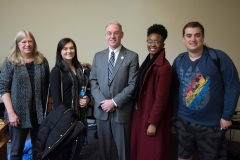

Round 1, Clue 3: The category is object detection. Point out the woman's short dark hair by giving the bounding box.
[56,38,81,71]
[182,22,204,37]
[147,24,168,42]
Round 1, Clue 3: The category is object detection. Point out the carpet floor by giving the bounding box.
[7,127,240,160]
[81,128,240,160]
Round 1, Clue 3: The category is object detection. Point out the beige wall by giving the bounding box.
[0,0,240,140]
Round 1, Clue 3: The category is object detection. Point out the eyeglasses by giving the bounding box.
[146,40,162,46]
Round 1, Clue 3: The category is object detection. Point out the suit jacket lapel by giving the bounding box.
[102,49,109,80]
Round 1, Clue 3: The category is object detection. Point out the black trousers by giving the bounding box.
[10,112,39,160]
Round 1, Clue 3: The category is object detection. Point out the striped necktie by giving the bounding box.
[108,51,115,83]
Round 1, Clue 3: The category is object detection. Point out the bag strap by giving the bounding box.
[60,70,63,102]
[204,46,221,74]
[175,52,186,72]
[44,86,50,117]
[44,69,63,117]
[176,52,186,64]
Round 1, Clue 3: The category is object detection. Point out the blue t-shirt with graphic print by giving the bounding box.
[172,47,240,126]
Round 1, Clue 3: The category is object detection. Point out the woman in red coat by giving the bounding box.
[131,24,173,160]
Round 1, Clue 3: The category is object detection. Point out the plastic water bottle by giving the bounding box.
[79,86,86,98]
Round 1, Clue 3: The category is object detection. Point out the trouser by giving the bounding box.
[173,117,227,160]
[96,113,131,160]
[10,112,39,160]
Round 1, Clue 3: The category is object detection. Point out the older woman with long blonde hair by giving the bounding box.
[0,30,49,160]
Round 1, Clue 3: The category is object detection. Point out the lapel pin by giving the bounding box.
[121,56,124,59]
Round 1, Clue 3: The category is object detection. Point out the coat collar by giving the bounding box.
[151,48,166,67]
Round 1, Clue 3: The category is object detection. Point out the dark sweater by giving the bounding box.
[50,67,74,108]
[172,48,240,126]
[26,61,36,112]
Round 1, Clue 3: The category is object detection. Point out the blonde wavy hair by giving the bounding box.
[7,30,44,66]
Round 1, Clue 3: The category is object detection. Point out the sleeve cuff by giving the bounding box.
[112,99,117,107]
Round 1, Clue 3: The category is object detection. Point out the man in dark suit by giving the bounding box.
[90,22,139,160]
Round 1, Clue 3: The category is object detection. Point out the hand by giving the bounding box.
[8,112,20,127]
[220,118,232,130]
[47,97,53,113]
[79,96,90,108]
[147,124,156,136]
[47,104,53,113]
[100,100,115,112]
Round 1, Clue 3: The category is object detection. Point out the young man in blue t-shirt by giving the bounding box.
[172,22,240,160]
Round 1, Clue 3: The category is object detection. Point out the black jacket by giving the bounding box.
[33,103,84,160]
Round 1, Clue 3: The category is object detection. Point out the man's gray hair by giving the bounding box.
[105,21,122,31]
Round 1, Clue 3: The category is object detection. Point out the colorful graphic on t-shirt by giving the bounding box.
[180,66,210,110]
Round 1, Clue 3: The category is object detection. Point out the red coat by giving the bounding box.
[131,49,173,160]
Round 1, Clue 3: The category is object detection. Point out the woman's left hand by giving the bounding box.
[147,124,156,136]
[79,96,90,108]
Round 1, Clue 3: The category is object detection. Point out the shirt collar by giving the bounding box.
[109,45,122,53]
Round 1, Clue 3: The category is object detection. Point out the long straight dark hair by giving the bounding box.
[55,38,81,71]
